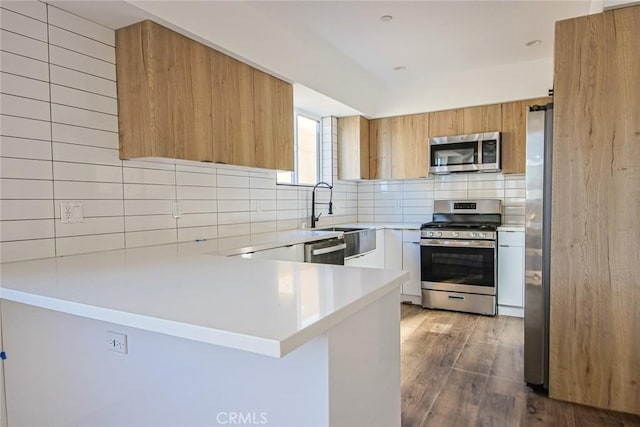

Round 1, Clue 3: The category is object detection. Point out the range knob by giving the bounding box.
[471,232,478,238]
[436,232,443,237]
[480,232,487,238]
[452,232,459,237]
[427,231,434,237]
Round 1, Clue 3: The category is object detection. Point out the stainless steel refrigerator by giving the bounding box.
[524,103,553,389]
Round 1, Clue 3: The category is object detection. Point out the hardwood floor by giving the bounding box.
[400,304,640,427]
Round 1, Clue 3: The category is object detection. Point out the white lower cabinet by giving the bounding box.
[401,242,421,297]
[239,244,304,262]
[383,229,421,303]
[497,230,525,317]
[345,229,385,268]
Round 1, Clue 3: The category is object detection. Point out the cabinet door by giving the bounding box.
[402,242,422,296]
[429,109,463,137]
[384,229,403,270]
[338,116,370,180]
[497,244,524,307]
[345,251,377,268]
[462,104,501,134]
[501,97,552,174]
[211,51,254,165]
[369,118,392,179]
[253,70,294,171]
[391,113,429,179]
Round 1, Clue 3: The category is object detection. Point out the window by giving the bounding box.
[277,113,320,186]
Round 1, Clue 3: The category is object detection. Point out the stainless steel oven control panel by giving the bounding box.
[420,230,496,240]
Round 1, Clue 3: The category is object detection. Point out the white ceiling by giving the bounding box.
[51,0,595,118]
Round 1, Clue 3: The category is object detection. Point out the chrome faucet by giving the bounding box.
[311,181,333,228]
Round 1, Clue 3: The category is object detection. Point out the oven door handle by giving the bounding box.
[420,239,496,248]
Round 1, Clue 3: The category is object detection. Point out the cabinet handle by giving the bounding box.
[448,295,464,301]
[499,245,510,248]
[412,242,420,245]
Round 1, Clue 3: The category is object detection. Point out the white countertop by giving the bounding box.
[327,222,422,230]
[1,232,408,358]
[497,225,525,232]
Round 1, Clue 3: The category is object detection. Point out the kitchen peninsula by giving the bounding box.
[0,234,407,427]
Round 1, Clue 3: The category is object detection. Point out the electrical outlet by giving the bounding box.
[60,201,83,224]
[172,201,181,219]
[106,331,127,354]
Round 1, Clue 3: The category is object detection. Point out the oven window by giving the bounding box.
[430,141,478,167]
[421,245,494,287]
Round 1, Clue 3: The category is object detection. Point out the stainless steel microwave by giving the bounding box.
[429,131,501,174]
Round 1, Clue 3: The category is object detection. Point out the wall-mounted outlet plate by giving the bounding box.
[172,201,181,219]
[60,201,84,224]
[106,331,127,354]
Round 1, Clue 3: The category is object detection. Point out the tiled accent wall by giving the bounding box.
[357,173,525,225]
[0,2,357,263]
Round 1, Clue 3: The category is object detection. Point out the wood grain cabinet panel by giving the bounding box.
[391,113,429,179]
[549,5,640,415]
[337,116,370,180]
[429,109,463,137]
[369,118,392,179]
[253,70,294,171]
[462,104,501,134]
[116,20,293,170]
[501,97,551,174]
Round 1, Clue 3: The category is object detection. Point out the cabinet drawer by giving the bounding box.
[498,231,524,246]
[402,230,420,243]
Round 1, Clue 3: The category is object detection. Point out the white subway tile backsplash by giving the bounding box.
[56,232,124,256]
[51,123,118,149]
[1,199,53,220]
[53,162,122,183]
[217,173,249,188]
[51,84,118,115]
[49,45,116,81]
[125,214,175,232]
[0,157,51,179]
[55,216,123,237]
[123,167,175,185]
[1,94,50,121]
[0,29,48,61]
[177,225,218,242]
[0,72,50,101]
[0,218,54,241]
[51,103,118,132]
[55,199,123,218]
[48,25,115,63]
[1,178,52,199]
[505,188,525,198]
[177,213,217,228]
[50,65,116,97]
[124,200,172,216]
[177,185,217,200]
[178,200,217,214]
[0,8,47,41]
[216,187,249,200]
[218,211,250,225]
[124,183,175,200]
[52,142,121,166]
[1,115,51,140]
[218,223,251,238]
[47,6,115,47]
[175,171,216,187]
[0,51,48,81]
[0,2,47,22]
[218,200,250,213]
[126,229,177,248]
[249,188,276,200]
[1,238,55,262]
[55,181,123,200]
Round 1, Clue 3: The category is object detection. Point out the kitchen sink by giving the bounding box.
[316,226,376,258]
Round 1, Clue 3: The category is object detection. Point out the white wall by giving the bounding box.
[0,2,357,263]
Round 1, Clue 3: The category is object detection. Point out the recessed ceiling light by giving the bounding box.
[380,15,393,22]
[526,40,542,47]
[393,65,407,71]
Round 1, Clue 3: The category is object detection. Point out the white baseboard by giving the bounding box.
[498,305,524,318]
[400,294,422,305]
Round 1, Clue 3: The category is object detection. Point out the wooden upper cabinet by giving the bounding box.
[115,20,294,170]
[391,113,429,179]
[369,118,392,179]
[428,109,463,137]
[210,50,253,165]
[253,70,294,171]
[501,97,552,174]
[337,116,370,180]
[462,104,501,134]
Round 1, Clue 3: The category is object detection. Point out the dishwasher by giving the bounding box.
[304,238,346,265]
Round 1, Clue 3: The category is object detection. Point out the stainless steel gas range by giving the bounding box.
[419,199,502,316]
